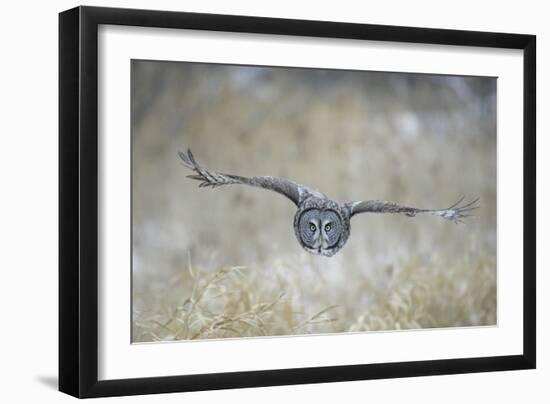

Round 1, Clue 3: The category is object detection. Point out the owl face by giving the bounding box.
[296,208,346,256]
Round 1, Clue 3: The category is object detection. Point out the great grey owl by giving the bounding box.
[179,149,478,257]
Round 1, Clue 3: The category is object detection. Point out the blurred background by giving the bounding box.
[131,60,496,342]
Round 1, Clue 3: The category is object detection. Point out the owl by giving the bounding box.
[179,149,478,257]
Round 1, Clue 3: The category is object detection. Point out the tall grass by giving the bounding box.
[133,250,495,342]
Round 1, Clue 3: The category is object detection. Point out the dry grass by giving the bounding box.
[133,250,495,342]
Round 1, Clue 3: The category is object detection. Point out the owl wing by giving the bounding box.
[345,197,479,224]
[178,149,325,206]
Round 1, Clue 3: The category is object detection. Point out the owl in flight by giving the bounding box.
[179,149,478,257]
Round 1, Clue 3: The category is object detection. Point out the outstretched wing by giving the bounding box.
[178,149,324,206]
[345,197,479,224]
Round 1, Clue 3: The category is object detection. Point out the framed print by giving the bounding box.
[59,6,536,398]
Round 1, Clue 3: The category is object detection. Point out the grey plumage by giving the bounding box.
[345,197,478,224]
[179,149,478,257]
[178,150,324,204]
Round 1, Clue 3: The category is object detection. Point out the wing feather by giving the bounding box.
[346,197,479,224]
[178,149,323,206]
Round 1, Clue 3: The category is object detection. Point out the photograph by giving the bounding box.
[131,59,497,343]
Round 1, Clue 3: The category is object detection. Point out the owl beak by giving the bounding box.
[315,234,328,253]
[313,236,322,250]
[312,233,323,252]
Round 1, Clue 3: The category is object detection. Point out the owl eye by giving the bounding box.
[309,223,316,232]
[324,223,331,232]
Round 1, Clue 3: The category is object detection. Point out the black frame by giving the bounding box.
[59,5,536,398]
